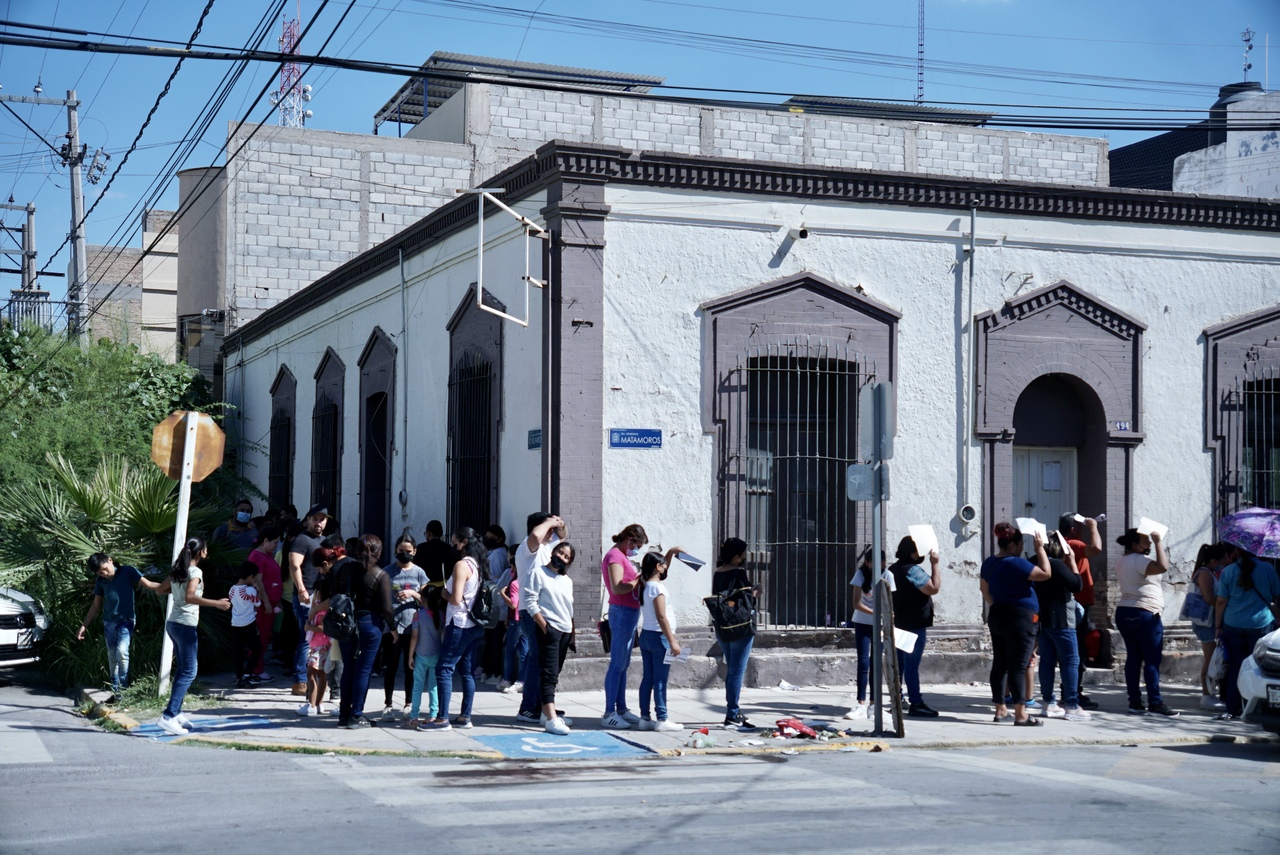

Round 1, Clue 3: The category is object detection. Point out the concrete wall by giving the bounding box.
[229,191,548,543]
[139,213,178,361]
[599,184,1280,628]
[223,123,473,331]
[177,167,226,318]
[1173,90,1280,198]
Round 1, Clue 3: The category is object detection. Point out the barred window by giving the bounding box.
[268,366,296,510]
[311,349,344,514]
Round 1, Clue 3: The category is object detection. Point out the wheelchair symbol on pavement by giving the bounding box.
[519,737,601,755]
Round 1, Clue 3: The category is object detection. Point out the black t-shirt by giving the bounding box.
[289,531,325,592]
[416,538,453,585]
[334,559,395,625]
[712,566,751,596]
[1033,557,1083,630]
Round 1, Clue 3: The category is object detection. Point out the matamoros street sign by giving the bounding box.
[609,428,662,450]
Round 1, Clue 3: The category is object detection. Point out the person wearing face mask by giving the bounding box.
[638,548,685,733]
[380,535,428,720]
[1114,528,1177,717]
[525,541,577,735]
[213,498,259,554]
[601,523,648,730]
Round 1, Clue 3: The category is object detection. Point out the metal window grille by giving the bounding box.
[718,340,875,629]
[311,396,341,511]
[447,354,494,532]
[1219,365,1280,517]
[268,412,293,510]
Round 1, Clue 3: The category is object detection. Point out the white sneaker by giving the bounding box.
[315,704,327,716]
[1200,695,1226,711]
[381,706,397,722]
[638,718,658,731]
[1064,706,1093,722]
[501,681,521,695]
[655,720,684,733]
[496,680,512,692]
[544,716,571,735]
[541,712,575,727]
[157,715,188,736]
[843,703,869,721]
[601,712,632,730]
[617,709,642,725]
[174,713,195,729]
[296,702,313,717]
[1044,703,1066,719]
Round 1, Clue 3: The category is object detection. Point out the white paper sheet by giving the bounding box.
[663,648,691,665]
[675,551,705,570]
[1015,517,1048,543]
[893,627,918,654]
[1136,517,1169,540]
[908,524,938,557]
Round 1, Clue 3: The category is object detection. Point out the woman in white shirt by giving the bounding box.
[422,527,488,732]
[1114,528,1177,718]
[156,537,230,736]
[638,548,684,733]
[525,541,577,735]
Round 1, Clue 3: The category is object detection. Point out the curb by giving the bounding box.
[902,732,1280,751]
[78,687,140,731]
[176,733,506,759]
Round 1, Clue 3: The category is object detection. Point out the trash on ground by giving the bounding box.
[775,718,818,739]
[780,748,799,755]
[776,680,802,691]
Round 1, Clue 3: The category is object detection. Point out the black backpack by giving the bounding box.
[704,585,756,642]
[469,576,502,629]
[322,562,360,641]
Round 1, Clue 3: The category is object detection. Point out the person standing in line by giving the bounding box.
[981,524,1051,726]
[637,549,685,733]
[155,538,231,736]
[212,498,259,554]
[1187,543,1228,710]
[422,528,490,731]
[843,549,892,722]
[76,553,163,701]
[1214,548,1280,719]
[381,535,427,721]
[416,520,452,588]
[287,505,330,696]
[1034,535,1090,721]
[481,525,511,684]
[525,541,577,735]
[334,535,397,729]
[712,538,757,728]
[601,523,648,730]
[230,562,268,689]
[888,536,942,718]
[1114,528,1179,718]
[514,513,568,725]
[407,586,444,728]
[246,526,283,683]
[499,546,527,694]
[298,545,339,717]
[1057,513,1102,710]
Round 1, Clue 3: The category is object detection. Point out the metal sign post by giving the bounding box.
[157,412,198,695]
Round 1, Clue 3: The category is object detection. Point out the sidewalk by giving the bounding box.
[85,675,1278,759]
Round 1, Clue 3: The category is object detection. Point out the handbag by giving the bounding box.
[1207,644,1228,682]
[596,617,612,654]
[1180,583,1212,625]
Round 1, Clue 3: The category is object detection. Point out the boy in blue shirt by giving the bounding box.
[77,553,162,700]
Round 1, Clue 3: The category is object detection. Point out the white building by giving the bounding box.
[222,128,1280,680]
[84,210,179,359]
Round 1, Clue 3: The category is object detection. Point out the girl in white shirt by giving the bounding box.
[638,547,684,733]
[526,541,577,735]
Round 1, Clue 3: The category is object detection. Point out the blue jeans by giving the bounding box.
[895,626,927,705]
[1038,625,1080,707]
[638,630,671,721]
[720,633,755,717]
[604,605,641,715]
[854,622,873,701]
[504,619,528,683]
[163,622,198,719]
[409,653,439,720]
[337,614,384,724]
[519,616,542,714]
[1115,606,1164,707]
[103,619,133,693]
[437,623,485,719]
[1222,624,1272,716]
[292,596,311,684]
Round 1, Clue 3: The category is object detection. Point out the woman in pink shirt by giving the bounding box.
[600,523,647,730]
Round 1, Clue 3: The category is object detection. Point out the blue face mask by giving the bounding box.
[236,511,252,524]
[626,547,640,558]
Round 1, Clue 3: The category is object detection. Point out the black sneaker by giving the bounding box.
[1147,703,1180,718]
[236,677,252,689]
[1077,697,1100,711]
[724,713,754,729]
[907,703,940,718]
[1127,702,1147,715]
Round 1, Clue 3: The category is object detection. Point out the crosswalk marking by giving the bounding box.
[0,721,53,764]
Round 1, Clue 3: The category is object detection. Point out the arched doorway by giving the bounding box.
[1011,374,1108,529]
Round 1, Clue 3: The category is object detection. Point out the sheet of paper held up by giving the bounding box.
[663,648,691,665]
[908,525,938,557]
[1136,517,1169,540]
[675,551,705,571]
[1072,513,1107,525]
[1015,517,1048,543]
[893,627,918,654]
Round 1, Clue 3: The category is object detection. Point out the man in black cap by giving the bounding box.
[286,504,330,695]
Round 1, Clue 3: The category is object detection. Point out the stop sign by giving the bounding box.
[151,411,225,482]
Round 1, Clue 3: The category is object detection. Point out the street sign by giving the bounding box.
[847,463,876,501]
[609,428,662,449]
[875,381,895,461]
[858,385,876,461]
[528,428,542,450]
[151,411,225,482]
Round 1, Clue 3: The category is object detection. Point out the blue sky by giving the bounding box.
[0,0,1277,303]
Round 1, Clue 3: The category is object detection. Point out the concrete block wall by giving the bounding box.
[224,123,472,330]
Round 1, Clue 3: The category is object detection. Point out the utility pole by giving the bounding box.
[63,89,88,339]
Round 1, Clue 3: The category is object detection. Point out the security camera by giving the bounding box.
[787,225,809,241]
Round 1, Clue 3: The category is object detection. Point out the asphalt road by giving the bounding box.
[2,670,1278,855]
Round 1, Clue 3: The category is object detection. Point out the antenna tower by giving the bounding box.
[916,0,925,104]
[271,2,312,127]
[1242,26,1256,81]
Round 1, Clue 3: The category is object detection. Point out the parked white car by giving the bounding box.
[0,587,49,667]
[1237,626,1280,735]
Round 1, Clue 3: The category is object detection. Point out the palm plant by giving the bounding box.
[0,453,229,688]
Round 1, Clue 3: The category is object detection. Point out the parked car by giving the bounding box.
[0,587,49,667]
[1237,625,1280,735]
